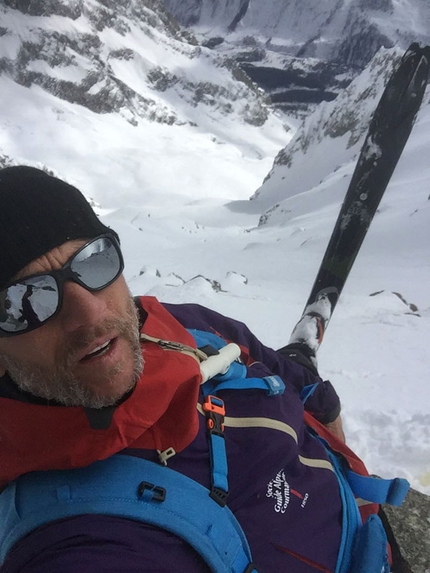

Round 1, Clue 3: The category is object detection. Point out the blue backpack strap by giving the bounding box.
[0,455,257,573]
[188,329,285,398]
[325,449,362,573]
[203,395,229,507]
[188,328,228,351]
[349,514,391,573]
[299,383,319,405]
[346,471,409,506]
[190,329,284,510]
[203,375,285,398]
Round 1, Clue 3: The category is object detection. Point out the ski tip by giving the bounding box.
[377,42,430,125]
[403,43,430,75]
[405,42,428,58]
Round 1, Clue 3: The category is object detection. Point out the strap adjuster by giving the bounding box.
[138,481,166,502]
[210,486,229,506]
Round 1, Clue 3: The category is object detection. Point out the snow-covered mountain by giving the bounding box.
[0,0,289,204]
[164,0,430,68]
[253,47,406,214]
[163,0,430,114]
[0,0,274,128]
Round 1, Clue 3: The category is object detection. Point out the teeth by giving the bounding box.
[86,340,111,358]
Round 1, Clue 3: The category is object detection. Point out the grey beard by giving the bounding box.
[1,296,144,408]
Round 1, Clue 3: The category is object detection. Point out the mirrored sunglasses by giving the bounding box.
[0,234,124,337]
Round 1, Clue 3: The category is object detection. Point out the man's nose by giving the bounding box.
[59,281,108,332]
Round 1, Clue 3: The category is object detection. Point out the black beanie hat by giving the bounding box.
[0,165,118,290]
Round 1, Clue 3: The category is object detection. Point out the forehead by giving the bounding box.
[14,239,88,281]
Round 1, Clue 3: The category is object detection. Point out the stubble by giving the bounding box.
[1,295,144,408]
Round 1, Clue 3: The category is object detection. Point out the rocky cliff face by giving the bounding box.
[164,0,430,67]
[383,488,430,573]
[163,0,430,113]
[0,0,271,127]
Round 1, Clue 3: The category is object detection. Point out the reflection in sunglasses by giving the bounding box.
[0,235,123,337]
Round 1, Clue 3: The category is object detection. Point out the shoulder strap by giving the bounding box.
[0,455,256,573]
[187,329,285,397]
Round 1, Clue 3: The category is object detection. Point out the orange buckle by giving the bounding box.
[203,395,225,416]
[203,395,225,434]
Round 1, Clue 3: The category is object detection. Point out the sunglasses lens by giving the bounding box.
[71,236,122,290]
[0,275,59,333]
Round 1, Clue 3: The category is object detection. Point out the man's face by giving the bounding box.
[0,239,143,408]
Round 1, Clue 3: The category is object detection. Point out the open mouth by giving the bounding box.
[81,338,115,361]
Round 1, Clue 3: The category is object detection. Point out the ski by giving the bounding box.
[288,43,430,365]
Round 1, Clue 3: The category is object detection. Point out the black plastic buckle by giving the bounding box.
[138,481,166,502]
[209,486,229,507]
